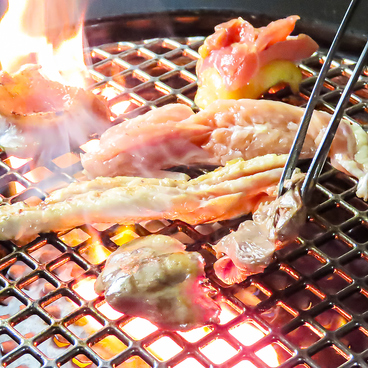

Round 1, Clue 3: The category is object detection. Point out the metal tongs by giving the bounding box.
[278,0,368,202]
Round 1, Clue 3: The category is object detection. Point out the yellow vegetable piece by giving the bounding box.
[195,60,302,109]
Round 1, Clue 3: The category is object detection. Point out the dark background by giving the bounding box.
[0,0,366,52]
[85,0,368,37]
[0,0,367,36]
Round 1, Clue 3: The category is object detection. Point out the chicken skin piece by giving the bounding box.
[0,154,288,241]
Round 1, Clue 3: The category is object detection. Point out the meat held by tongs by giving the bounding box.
[213,173,306,285]
[214,0,368,285]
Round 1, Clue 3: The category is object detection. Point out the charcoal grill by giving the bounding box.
[1,11,368,368]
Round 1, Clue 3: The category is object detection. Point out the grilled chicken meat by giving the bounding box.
[95,235,220,330]
[253,173,306,246]
[214,174,306,285]
[195,16,318,108]
[0,65,110,159]
[81,104,209,178]
[0,154,287,241]
[81,99,368,200]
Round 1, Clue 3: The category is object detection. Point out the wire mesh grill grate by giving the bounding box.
[1,36,368,368]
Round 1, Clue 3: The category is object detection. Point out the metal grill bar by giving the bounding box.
[278,0,360,198]
[0,35,368,368]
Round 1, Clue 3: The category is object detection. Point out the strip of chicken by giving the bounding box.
[81,99,368,200]
[0,154,287,241]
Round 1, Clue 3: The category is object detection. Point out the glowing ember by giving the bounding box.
[233,361,257,368]
[91,223,115,232]
[68,315,103,338]
[59,228,91,247]
[255,345,280,368]
[10,181,26,195]
[24,167,53,183]
[92,335,127,360]
[93,85,120,100]
[146,336,183,361]
[52,152,80,168]
[121,317,158,340]
[178,326,212,343]
[81,241,111,264]
[97,302,124,321]
[229,322,265,346]
[117,356,151,368]
[53,334,70,348]
[72,354,94,368]
[111,226,139,246]
[218,301,240,324]
[200,338,238,365]
[0,0,88,87]
[111,101,131,116]
[4,156,31,169]
[73,277,98,301]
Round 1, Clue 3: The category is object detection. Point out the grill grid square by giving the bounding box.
[146,336,183,361]
[37,333,73,359]
[120,317,158,340]
[66,314,104,339]
[6,353,41,368]
[44,295,80,320]
[311,345,349,368]
[200,338,238,365]
[91,334,127,360]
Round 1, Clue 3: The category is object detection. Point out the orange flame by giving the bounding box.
[0,0,88,87]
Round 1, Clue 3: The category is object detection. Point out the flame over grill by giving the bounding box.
[1,27,368,368]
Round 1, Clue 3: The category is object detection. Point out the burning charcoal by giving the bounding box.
[214,174,306,285]
[95,235,220,330]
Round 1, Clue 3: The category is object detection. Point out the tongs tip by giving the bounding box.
[278,0,367,202]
